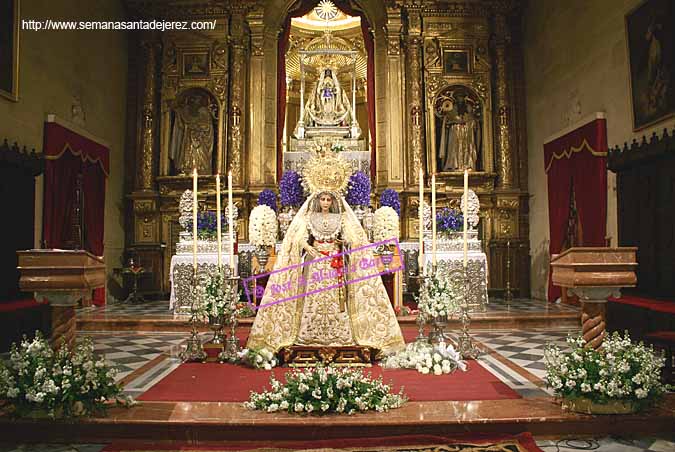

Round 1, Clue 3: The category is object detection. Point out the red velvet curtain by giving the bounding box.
[544,118,608,302]
[276,0,376,180]
[43,121,109,305]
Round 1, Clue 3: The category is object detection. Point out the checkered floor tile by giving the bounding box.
[77,300,170,317]
[79,333,186,381]
[475,329,572,381]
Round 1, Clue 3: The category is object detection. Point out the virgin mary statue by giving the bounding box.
[247,151,405,358]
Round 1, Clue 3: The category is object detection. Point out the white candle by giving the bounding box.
[192,168,198,272]
[431,173,437,267]
[418,168,425,275]
[463,169,468,269]
[216,173,222,268]
[228,170,235,272]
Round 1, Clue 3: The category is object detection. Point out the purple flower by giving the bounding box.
[379,189,401,216]
[345,171,371,207]
[436,208,463,232]
[258,189,278,213]
[280,171,304,207]
[186,211,225,238]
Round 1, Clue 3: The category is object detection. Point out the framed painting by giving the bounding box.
[182,51,210,78]
[0,0,20,101]
[625,0,675,130]
[443,50,469,75]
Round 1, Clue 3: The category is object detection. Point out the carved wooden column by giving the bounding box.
[383,6,405,188]
[140,41,157,191]
[247,10,267,187]
[229,12,247,185]
[493,11,513,189]
[406,9,424,186]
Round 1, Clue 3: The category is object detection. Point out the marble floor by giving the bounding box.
[2,298,672,449]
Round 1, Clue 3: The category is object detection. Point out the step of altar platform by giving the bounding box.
[76,311,580,332]
[1,396,673,443]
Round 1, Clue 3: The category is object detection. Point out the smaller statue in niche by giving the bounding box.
[435,88,481,171]
[424,38,441,69]
[303,67,353,127]
[169,91,216,175]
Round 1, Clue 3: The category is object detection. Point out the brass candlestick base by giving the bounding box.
[456,269,481,359]
[218,269,242,363]
[180,272,206,363]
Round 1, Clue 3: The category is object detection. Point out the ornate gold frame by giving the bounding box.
[0,0,20,102]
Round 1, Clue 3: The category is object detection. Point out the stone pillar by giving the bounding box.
[493,12,513,189]
[140,41,157,191]
[229,12,247,186]
[384,6,405,188]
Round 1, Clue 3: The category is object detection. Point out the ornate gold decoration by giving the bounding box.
[472,73,488,99]
[301,148,351,195]
[387,36,401,55]
[210,74,228,102]
[494,13,513,188]
[134,199,155,213]
[408,36,424,183]
[212,41,228,69]
[228,14,246,185]
[141,41,157,191]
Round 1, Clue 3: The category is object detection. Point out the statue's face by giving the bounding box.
[319,193,333,211]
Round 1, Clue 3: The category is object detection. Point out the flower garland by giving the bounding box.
[544,332,667,409]
[238,347,278,370]
[417,275,461,318]
[382,342,467,375]
[245,366,407,414]
[0,332,129,418]
[257,189,278,213]
[379,188,401,216]
[436,207,463,233]
[279,170,305,207]
[249,205,278,247]
[373,206,399,242]
[345,170,371,207]
[331,143,345,153]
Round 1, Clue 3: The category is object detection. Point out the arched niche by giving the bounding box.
[167,87,219,176]
[425,81,494,176]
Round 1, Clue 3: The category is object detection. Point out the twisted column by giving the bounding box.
[570,287,617,349]
[140,41,157,190]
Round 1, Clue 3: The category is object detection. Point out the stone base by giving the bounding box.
[280,346,376,367]
[50,306,76,350]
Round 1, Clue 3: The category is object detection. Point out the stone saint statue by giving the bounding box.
[170,93,215,175]
[436,92,479,171]
[303,68,352,127]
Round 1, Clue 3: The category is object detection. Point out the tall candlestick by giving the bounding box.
[418,168,425,275]
[228,170,234,272]
[192,168,198,273]
[463,169,468,268]
[431,173,437,267]
[216,173,222,268]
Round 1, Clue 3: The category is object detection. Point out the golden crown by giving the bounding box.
[301,144,352,195]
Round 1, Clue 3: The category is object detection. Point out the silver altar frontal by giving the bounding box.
[170,239,238,314]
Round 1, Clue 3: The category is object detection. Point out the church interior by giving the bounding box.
[0,0,674,450]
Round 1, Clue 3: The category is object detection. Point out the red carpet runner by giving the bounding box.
[139,360,520,402]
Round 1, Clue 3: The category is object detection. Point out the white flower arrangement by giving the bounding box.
[0,332,130,418]
[372,206,399,242]
[244,365,407,414]
[197,269,237,319]
[417,275,461,319]
[382,342,467,376]
[544,331,667,410]
[249,205,278,247]
[238,347,278,370]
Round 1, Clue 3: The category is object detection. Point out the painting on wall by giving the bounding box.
[443,50,469,75]
[182,52,210,78]
[626,0,675,130]
[0,0,20,101]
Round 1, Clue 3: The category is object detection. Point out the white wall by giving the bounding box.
[0,0,128,297]
[524,0,675,300]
